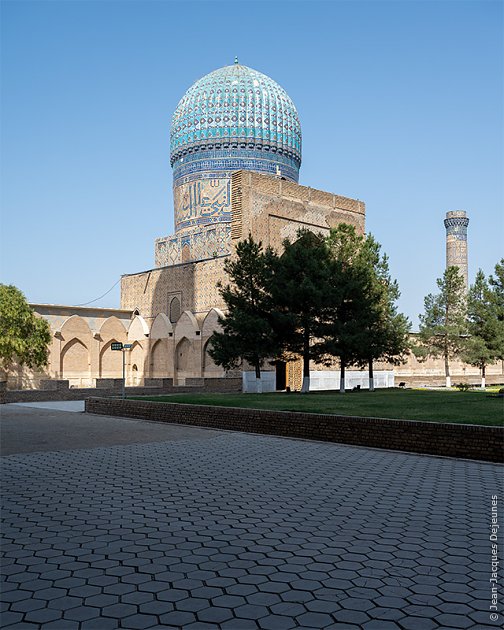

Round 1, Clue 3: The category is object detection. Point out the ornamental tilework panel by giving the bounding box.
[173,150,299,186]
[174,177,231,231]
[155,225,231,267]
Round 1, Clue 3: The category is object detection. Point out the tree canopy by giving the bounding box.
[210,228,410,393]
[0,284,51,378]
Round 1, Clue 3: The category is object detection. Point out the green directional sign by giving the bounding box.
[111,342,123,351]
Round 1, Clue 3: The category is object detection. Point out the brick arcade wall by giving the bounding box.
[85,398,503,463]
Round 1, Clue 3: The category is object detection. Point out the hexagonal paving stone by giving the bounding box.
[271,602,307,617]
[156,588,190,602]
[305,599,341,614]
[175,597,210,613]
[101,603,137,619]
[246,592,282,607]
[85,593,119,608]
[434,613,474,628]
[235,603,271,620]
[122,613,159,629]
[63,606,103,622]
[221,619,258,630]
[399,617,439,630]
[340,597,376,611]
[362,620,403,629]
[24,608,63,624]
[279,590,314,603]
[10,598,47,613]
[139,600,175,615]
[197,606,234,623]
[296,611,335,627]
[332,608,371,624]
[80,617,120,629]
[159,610,196,626]
[257,615,297,630]
[212,594,247,608]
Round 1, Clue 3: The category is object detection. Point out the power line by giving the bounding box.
[75,278,121,306]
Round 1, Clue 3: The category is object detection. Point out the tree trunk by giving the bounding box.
[444,352,451,388]
[481,364,486,390]
[340,360,346,394]
[368,359,374,392]
[254,362,262,394]
[301,330,310,393]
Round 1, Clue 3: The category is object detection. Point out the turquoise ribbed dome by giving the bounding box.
[170,62,302,183]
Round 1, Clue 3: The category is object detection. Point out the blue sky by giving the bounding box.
[1,0,502,327]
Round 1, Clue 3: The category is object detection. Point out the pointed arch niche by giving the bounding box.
[60,339,91,386]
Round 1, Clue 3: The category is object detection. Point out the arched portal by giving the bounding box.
[175,337,191,373]
[61,339,90,387]
[150,339,170,377]
[99,339,123,378]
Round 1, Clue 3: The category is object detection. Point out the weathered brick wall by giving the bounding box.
[85,398,504,463]
[231,171,366,250]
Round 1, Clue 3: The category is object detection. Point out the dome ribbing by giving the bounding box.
[170,63,302,183]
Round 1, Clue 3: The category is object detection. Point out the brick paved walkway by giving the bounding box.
[1,413,503,629]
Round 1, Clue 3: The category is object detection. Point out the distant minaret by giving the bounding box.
[444,210,469,289]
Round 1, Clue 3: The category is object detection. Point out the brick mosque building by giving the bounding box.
[8,62,502,390]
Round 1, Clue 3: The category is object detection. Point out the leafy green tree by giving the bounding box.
[417,266,468,388]
[462,270,499,388]
[208,235,280,392]
[0,284,51,380]
[271,230,334,393]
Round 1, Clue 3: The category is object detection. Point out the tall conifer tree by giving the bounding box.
[417,266,468,388]
[271,230,333,393]
[462,270,499,388]
[208,235,279,392]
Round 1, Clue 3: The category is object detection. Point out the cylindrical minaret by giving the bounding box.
[444,210,469,289]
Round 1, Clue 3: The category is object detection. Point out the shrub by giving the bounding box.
[455,382,471,391]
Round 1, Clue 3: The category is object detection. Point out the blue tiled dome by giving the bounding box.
[170,62,302,183]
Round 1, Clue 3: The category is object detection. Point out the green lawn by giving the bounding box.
[132,388,503,426]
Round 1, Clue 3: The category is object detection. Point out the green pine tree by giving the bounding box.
[208,235,280,392]
[271,229,334,393]
[488,259,504,362]
[321,225,370,393]
[356,236,411,391]
[417,266,468,388]
[462,269,500,388]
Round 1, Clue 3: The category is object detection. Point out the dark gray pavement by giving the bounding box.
[1,404,503,629]
[0,403,219,456]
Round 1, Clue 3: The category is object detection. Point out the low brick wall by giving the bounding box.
[0,377,243,404]
[85,398,504,463]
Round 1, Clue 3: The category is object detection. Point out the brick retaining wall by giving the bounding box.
[0,378,242,404]
[85,398,504,463]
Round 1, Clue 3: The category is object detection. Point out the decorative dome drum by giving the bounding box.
[170,61,302,233]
